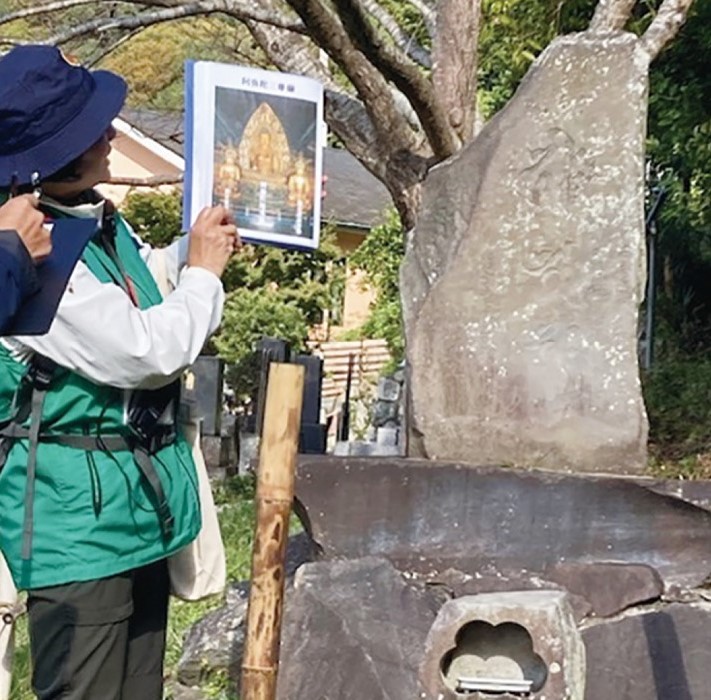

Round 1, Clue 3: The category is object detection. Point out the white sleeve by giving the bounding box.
[10,260,224,390]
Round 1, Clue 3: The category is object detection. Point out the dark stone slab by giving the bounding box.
[296,457,711,589]
[276,557,439,700]
[546,562,663,618]
[583,603,711,699]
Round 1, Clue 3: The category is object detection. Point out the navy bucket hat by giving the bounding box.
[0,45,127,187]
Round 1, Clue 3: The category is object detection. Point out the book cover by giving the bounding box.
[183,61,324,251]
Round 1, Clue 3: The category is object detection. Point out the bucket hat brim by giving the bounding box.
[0,69,127,187]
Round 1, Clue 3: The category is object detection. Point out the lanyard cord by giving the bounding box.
[98,204,139,306]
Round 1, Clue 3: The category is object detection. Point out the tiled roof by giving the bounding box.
[119,108,392,230]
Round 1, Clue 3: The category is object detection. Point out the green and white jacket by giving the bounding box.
[0,198,224,590]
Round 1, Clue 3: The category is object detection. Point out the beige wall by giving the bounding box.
[341,263,376,330]
[100,132,181,204]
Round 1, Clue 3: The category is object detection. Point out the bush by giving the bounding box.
[213,289,309,400]
[348,209,405,363]
[121,190,183,247]
[643,356,711,464]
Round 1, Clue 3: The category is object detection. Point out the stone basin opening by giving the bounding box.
[439,621,547,695]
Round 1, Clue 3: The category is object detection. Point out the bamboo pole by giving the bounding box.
[241,362,305,700]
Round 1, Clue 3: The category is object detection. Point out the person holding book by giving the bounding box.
[0,195,51,332]
[0,45,239,700]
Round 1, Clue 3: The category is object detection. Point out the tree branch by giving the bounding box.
[643,0,696,59]
[431,0,481,146]
[86,28,143,66]
[326,0,457,160]
[282,0,419,155]
[361,0,431,69]
[242,14,381,167]
[37,1,304,45]
[589,0,638,32]
[0,0,109,28]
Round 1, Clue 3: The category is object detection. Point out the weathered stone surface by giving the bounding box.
[420,591,585,700]
[376,377,401,402]
[646,478,711,513]
[425,567,594,622]
[177,582,249,686]
[401,32,650,473]
[547,562,663,618]
[296,457,711,589]
[177,533,315,687]
[275,557,439,700]
[165,681,208,700]
[582,603,711,699]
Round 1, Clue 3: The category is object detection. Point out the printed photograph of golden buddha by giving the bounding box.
[212,86,320,245]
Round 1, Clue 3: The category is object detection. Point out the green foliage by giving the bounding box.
[101,18,264,111]
[221,226,345,320]
[214,288,309,400]
[643,358,711,471]
[646,0,711,358]
[121,190,183,248]
[477,0,597,118]
[215,227,345,399]
[349,210,405,362]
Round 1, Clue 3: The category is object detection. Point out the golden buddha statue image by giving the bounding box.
[287,153,313,211]
[238,103,291,185]
[215,143,242,201]
[250,131,280,177]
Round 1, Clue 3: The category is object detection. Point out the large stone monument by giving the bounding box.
[402,31,650,473]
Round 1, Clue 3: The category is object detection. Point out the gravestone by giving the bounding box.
[402,32,650,473]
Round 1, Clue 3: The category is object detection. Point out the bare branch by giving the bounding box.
[0,0,106,28]
[0,37,26,47]
[86,28,143,67]
[643,0,696,59]
[108,174,183,186]
[589,0,637,32]
[432,0,481,146]
[327,0,457,159]
[361,0,431,68]
[41,1,304,46]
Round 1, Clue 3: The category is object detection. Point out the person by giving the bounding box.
[0,195,52,332]
[0,45,240,700]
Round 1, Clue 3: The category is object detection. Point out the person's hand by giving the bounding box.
[187,206,241,278]
[0,195,51,262]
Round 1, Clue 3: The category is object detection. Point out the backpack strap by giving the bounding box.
[0,355,58,561]
[0,356,178,560]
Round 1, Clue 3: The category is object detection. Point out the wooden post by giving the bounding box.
[241,362,304,700]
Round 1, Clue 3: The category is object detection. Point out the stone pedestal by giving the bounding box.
[419,591,585,700]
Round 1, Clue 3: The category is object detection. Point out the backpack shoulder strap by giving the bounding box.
[0,353,58,561]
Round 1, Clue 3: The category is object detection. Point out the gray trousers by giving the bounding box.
[27,559,169,700]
